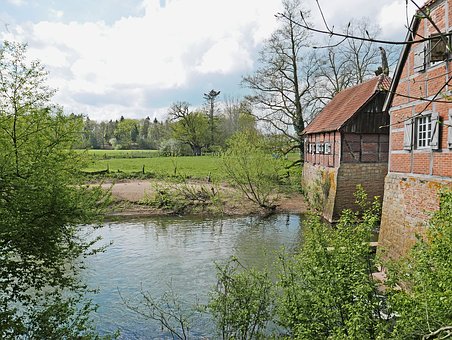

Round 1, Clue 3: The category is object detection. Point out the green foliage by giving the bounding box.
[222,130,286,211]
[277,187,388,339]
[386,189,452,339]
[171,110,210,156]
[0,41,110,338]
[206,257,274,339]
[129,188,452,339]
[114,118,139,149]
[159,138,192,156]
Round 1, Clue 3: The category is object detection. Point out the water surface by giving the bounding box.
[82,214,304,338]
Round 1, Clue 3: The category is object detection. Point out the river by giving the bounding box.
[82,213,304,339]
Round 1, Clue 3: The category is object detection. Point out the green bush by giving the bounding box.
[386,189,452,339]
[206,257,274,339]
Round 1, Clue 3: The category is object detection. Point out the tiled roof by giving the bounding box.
[303,75,390,134]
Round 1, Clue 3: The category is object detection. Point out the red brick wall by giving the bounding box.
[388,0,452,178]
[380,0,452,258]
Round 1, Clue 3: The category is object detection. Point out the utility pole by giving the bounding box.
[203,89,220,147]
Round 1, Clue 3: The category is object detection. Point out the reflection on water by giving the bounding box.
[82,214,304,339]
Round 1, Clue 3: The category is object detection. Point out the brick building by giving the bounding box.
[378,0,452,258]
[301,76,391,222]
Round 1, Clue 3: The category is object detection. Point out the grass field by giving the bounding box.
[80,149,300,182]
[78,149,160,159]
[82,153,224,180]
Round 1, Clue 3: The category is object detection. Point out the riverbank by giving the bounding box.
[99,179,309,218]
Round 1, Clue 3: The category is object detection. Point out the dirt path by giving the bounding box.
[99,179,310,217]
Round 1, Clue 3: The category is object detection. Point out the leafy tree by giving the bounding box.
[222,130,285,211]
[203,89,221,148]
[277,188,389,338]
[0,41,108,338]
[169,102,209,156]
[79,116,104,149]
[147,118,171,150]
[242,0,315,157]
[114,117,139,149]
[207,257,274,339]
[138,116,151,148]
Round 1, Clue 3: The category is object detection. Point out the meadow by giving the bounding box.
[80,149,300,182]
[80,150,225,180]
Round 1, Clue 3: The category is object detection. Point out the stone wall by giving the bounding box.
[302,162,387,222]
[378,173,452,259]
[302,162,338,221]
[334,163,388,218]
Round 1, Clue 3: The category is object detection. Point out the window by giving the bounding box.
[416,115,432,148]
[413,33,451,72]
[324,142,331,155]
[315,143,320,154]
[428,33,451,64]
[404,112,440,150]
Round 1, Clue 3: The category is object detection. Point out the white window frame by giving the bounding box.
[416,114,432,149]
[324,142,331,155]
[414,111,440,150]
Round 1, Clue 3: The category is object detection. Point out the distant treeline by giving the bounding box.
[77,99,258,156]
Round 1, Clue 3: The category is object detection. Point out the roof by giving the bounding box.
[303,75,391,134]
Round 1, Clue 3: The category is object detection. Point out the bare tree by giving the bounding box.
[242,0,316,157]
[220,97,256,139]
[306,20,393,119]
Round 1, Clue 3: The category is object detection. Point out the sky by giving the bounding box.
[0,0,417,121]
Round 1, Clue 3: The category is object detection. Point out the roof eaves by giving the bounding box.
[383,12,421,112]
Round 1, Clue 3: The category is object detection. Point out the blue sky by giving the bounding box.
[0,0,416,121]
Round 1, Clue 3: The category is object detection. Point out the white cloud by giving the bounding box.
[1,0,281,120]
[378,1,417,39]
[0,0,416,121]
[28,46,69,68]
[49,9,64,19]
[196,38,253,74]
[7,0,26,6]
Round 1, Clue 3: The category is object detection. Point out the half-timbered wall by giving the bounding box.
[341,133,389,163]
[379,0,452,259]
[304,131,341,168]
